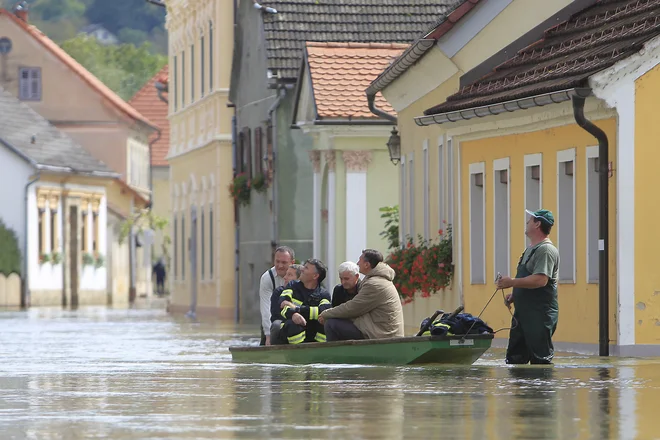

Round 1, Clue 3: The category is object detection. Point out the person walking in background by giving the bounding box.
[152,257,166,297]
[497,209,560,365]
[258,246,295,346]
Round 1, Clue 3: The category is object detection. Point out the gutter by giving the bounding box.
[366,92,397,124]
[267,87,286,258]
[311,119,394,126]
[145,0,165,7]
[572,95,610,357]
[414,88,592,126]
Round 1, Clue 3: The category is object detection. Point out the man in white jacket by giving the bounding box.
[259,246,295,345]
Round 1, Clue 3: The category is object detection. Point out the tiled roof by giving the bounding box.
[260,0,467,80]
[0,9,158,130]
[306,42,406,120]
[129,66,170,166]
[424,0,660,116]
[0,88,116,174]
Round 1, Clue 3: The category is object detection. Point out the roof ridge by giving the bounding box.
[306,42,410,50]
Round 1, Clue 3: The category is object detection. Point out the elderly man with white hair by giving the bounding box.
[332,261,361,307]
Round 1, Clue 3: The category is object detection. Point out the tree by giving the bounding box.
[0,219,21,277]
[118,208,171,271]
[379,205,400,252]
[60,35,167,100]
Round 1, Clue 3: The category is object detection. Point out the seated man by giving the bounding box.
[269,264,304,342]
[332,261,361,307]
[272,259,332,345]
[319,249,404,342]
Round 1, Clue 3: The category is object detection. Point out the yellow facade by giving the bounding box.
[634,62,660,345]
[165,0,236,318]
[458,119,618,345]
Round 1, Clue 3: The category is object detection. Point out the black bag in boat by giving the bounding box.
[419,312,494,336]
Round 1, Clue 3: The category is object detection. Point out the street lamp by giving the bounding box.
[386,127,401,165]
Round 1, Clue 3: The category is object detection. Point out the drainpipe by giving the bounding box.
[366,93,397,124]
[147,128,161,208]
[267,87,285,257]
[572,95,609,357]
[22,169,41,308]
[231,111,240,322]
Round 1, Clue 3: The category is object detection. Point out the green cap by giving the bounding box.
[525,209,554,226]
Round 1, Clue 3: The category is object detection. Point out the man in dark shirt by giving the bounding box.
[332,261,361,307]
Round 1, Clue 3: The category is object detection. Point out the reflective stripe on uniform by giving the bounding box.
[319,299,330,306]
[281,306,290,319]
[292,298,303,306]
[288,331,306,344]
[314,332,326,343]
[280,289,293,300]
[309,306,319,320]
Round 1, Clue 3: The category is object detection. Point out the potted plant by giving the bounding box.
[229,173,251,206]
[51,251,62,265]
[39,253,51,265]
[251,172,267,194]
[82,252,95,267]
[94,253,105,269]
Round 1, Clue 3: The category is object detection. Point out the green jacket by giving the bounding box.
[321,262,404,339]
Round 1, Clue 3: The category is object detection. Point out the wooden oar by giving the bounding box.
[416,305,464,336]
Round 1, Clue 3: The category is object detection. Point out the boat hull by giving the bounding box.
[229,334,493,365]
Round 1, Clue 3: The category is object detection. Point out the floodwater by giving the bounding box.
[0,307,658,440]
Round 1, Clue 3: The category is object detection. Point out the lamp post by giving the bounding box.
[386,127,401,165]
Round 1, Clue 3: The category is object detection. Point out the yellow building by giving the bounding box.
[378,0,660,355]
[367,0,576,334]
[165,0,236,318]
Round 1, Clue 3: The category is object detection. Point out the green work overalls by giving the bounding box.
[505,244,559,365]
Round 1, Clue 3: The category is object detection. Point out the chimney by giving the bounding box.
[13,1,29,23]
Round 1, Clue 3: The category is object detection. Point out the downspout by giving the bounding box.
[147,128,161,208]
[231,110,240,322]
[23,169,41,308]
[366,93,397,124]
[572,95,609,357]
[268,87,285,257]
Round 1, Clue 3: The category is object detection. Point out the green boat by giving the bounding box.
[229,334,494,366]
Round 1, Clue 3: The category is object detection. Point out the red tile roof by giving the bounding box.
[424,0,660,116]
[129,66,170,166]
[0,9,158,130]
[306,42,407,120]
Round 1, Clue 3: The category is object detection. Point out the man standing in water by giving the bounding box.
[496,209,560,365]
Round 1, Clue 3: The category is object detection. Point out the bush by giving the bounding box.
[0,219,21,276]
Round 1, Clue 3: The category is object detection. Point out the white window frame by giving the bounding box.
[400,161,406,248]
[493,157,511,278]
[557,148,576,284]
[524,153,543,245]
[447,137,454,227]
[423,139,430,241]
[19,67,42,101]
[437,136,445,230]
[469,162,486,284]
[585,145,599,284]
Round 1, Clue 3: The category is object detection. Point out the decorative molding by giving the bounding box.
[308,150,321,173]
[324,150,336,172]
[342,151,373,172]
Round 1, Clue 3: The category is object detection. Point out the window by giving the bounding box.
[173,55,178,111]
[437,137,444,227]
[524,154,542,245]
[209,21,213,91]
[557,148,576,283]
[49,204,58,253]
[469,162,486,284]
[181,215,186,280]
[255,127,263,176]
[181,50,185,107]
[447,138,454,226]
[209,206,214,279]
[493,158,510,278]
[423,140,430,241]
[174,216,178,279]
[586,146,599,283]
[246,128,253,179]
[408,153,415,241]
[201,35,205,97]
[201,208,205,280]
[400,161,406,247]
[236,132,244,174]
[38,208,45,256]
[81,211,88,253]
[190,44,195,103]
[19,67,41,101]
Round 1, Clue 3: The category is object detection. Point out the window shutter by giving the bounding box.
[255,127,263,175]
[246,127,253,179]
[19,68,29,100]
[30,68,41,100]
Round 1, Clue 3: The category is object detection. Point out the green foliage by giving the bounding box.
[51,251,62,265]
[251,173,267,194]
[379,205,400,252]
[229,173,251,206]
[60,35,167,100]
[94,253,104,269]
[82,252,94,266]
[0,220,21,276]
[118,208,171,271]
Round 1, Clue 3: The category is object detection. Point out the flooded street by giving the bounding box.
[0,307,658,440]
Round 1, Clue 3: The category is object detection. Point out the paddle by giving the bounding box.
[416,305,464,336]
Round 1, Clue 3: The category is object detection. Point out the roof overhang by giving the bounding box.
[414,88,592,126]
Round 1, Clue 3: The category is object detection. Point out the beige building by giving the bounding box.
[165,0,236,318]
[0,7,156,302]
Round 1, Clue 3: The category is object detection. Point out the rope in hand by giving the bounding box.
[458,284,518,341]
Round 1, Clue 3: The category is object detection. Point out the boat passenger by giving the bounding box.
[332,261,361,307]
[271,259,332,345]
[258,246,295,346]
[269,264,304,342]
[319,249,404,342]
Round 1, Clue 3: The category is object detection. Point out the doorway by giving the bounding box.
[187,205,198,318]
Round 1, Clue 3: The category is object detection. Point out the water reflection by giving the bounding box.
[0,307,658,439]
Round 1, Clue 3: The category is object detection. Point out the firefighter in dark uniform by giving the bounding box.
[497,209,560,364]
[273,259,332,345]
